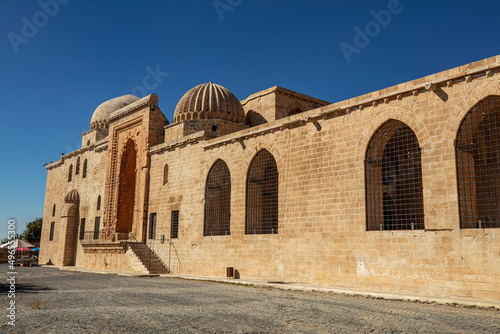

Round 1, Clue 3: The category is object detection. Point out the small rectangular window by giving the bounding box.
[93,217,100,240]
[79,218,86,241]
[149,213,157,239]
[171,211,179,239]
[49,222,55,241]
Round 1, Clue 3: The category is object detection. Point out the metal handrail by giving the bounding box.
[128,231,171,273]
[126,231,152,271]
[80,229,170,273]
[169,239,181,273]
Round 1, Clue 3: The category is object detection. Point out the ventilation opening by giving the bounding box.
[211,125,218,132]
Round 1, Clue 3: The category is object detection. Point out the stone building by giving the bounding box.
[40,56,500,302]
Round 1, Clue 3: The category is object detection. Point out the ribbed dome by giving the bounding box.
[90,94,140,130]
[64,189,80,204]
[173,82,245,124]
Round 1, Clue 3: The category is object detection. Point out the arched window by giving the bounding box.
[456,96,500,229]
[76,157,80,175]
[96,195,101,211]
[52,204,56,217]
[68,164,73,182]
[163,164,169,185]
[365,120,424,231]
[83,159,88,178]
[246,149,279,234]
[204,159,231,236]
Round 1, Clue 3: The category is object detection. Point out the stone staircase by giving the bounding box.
[128,243,170,274]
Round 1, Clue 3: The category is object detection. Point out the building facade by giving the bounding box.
[40,56,500,302]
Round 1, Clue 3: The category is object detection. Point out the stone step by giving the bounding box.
[128,243,170,274]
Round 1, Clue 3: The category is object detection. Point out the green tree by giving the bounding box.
[1,234,21,245]
[21,218,43,244]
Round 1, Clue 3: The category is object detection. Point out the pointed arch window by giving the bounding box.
[456,96,500,229]
[68,164,73,182]
[246,149,279,234]
[204,159,231,236]
[365,120,424,231]
[83,159,88,178]
[76,157,80,175]
[96,195,101,211]
[163,164,169,185]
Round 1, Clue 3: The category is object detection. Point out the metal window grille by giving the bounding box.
[97,195,101,211]
[93,217,101,240]
[79,218,86,240]
[49,222,55,241]
[52,204,56,217]
[365,120,424,231]
[171,211,179,239]
[204,159,231,236]
[149,213,157,239]
[246,149,279,234]
[83,159,88,178]
[456,96,500,229]
[76,157,80,175]
[68,164,73,182]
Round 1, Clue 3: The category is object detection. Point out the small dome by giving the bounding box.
[90,94,140,130]
[64,189,80,203]
[173,82,245,123]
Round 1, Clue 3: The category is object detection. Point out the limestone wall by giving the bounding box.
[40,143,108,266]
[146,56,500,301]
[40,55,500,302]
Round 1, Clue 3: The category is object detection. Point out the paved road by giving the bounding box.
[1,265,499,333]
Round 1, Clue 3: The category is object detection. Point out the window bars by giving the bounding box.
[204,160,231,236]
[149,213,157,239]
[365,120,424,231]
[171,211,179,239]
[93,217,101,240]
[456,96,500,229]
[246,149,279,234]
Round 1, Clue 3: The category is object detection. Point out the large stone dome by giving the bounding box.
[90,94,140,130]
[173,82,245,124]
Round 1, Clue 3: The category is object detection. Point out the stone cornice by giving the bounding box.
[149,130,217,155]
[108,94,157,124]
[46,144,95,170]
[204,56,500,150]
[241,85,330,107]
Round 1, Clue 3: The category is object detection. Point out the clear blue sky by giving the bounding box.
[1,0,500,241]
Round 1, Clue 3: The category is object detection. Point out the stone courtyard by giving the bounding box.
[1,264,499,333]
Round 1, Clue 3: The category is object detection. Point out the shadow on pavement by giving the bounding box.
[1,282,54,294]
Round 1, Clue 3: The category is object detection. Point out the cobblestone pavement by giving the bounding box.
[1,265,499,333]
